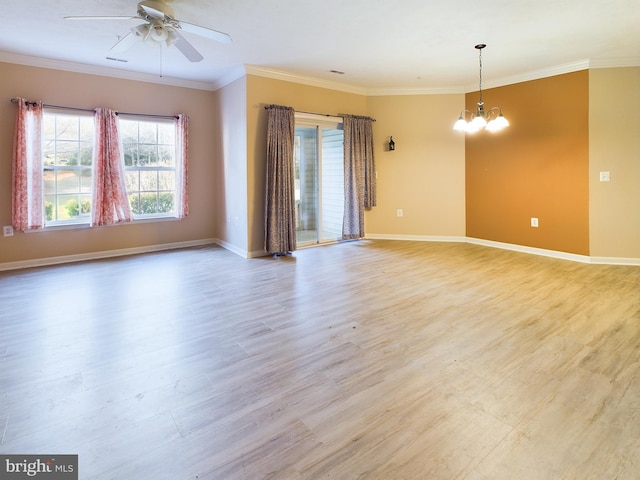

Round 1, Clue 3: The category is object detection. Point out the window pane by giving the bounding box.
[158,171,175,190]
[119,120,138,142]
[43,116,55,139]
[158,192,174,213]
[125,171,139,191]
[139,122,157,144]
[79,117,94,143]
[43,145,55,166]
[81,169,92,193]
[56,116,79,141]
[44,170,55,195]
[57,170,80,194]
[44,195,56,221]
[157,123,174,144]
[158,146,175,166]
[123,143,137,167]
[56,141,80,166]
[58,195,77,220]
[129,193,140,214]
[138,145,157,166]
[79,143,93,166]
[80,195,92,215]
[140,170,158,191]
[139,192,158,214]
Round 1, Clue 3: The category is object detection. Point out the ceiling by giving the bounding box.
[1,0,638,93]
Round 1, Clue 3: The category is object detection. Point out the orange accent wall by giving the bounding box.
[465,71,590,255]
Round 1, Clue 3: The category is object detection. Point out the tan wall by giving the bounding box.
[466,71,590,255]
[366,94,466,237]
[245,75,368,255]
[0,62,216,265]
[589,67,640,259]
[213,76,248,253]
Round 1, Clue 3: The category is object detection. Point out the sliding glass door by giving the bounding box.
[293,115,344,246]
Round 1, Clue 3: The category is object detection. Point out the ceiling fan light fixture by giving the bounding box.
[166,28,178,47]
[149,23,169,43]
[66,0,232,63]
[132,23,151,41]
[453,44,509,133]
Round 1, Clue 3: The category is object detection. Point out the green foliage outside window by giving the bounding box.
[129,192,174,215]
[65,198,91,217]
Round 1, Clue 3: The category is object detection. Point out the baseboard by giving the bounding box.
[365,233,468,243]
[2,235,638,270]
[465,237,592,263]
[0,238,218,272]
[589,256,640,266]
[364,233,639,266]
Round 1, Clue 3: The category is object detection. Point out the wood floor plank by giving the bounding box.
[1,240,639,478]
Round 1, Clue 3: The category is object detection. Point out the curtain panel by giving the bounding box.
[175,114,189,219]
[91,108,132,226]
[12,98,44,231]
[264,104,296,254]
[343,114,376,240]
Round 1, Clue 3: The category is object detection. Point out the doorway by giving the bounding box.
[293,114,344,246]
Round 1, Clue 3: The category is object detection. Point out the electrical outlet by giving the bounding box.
[599,171,611,182]
[531,217,539,228]
[3,226,14,237]
[396,209,403,217]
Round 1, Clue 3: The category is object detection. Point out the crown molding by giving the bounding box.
[366,86,466,96]
[589,56,640,69]
[0,51,218,91]
[243,65,368,96]
[3,51,639,96]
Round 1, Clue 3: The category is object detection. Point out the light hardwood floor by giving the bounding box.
[1,240,639,479]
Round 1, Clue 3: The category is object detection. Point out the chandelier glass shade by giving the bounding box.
[453,44,509,133]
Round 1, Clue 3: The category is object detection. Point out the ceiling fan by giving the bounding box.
[65,0,232,62]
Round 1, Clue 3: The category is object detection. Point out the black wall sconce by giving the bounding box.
[388,136,395,151]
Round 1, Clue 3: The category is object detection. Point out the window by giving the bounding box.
[120,118,177,218]
[40,111,182,226]
[43,113,94,225]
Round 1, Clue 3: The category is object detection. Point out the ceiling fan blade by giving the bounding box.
[64,15,139,21]
[178,21,232,44]
[140,4,166,21]
[172,30,203,62]
[109,32,139,53]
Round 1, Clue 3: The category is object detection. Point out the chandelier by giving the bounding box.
[453,44,509,133]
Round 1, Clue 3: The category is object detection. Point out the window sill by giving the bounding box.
[28,216,180,233]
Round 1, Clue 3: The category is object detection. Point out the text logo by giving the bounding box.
[1,455,77,480]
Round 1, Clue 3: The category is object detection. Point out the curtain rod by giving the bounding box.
[263,105,376,122]
[10,98,179,119]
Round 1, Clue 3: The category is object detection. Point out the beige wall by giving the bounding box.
[0,62,216,265]
[589,67,640,259]
[245,74,368,255]
[213,76,248,254]
[366,94,466,238]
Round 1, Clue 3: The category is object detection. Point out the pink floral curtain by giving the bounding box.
[12,98,44,231]
[91,108,132,226]
[342,114,376,239]
[175,114,189,219]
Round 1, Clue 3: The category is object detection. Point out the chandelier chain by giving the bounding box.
[478,47,483,103]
